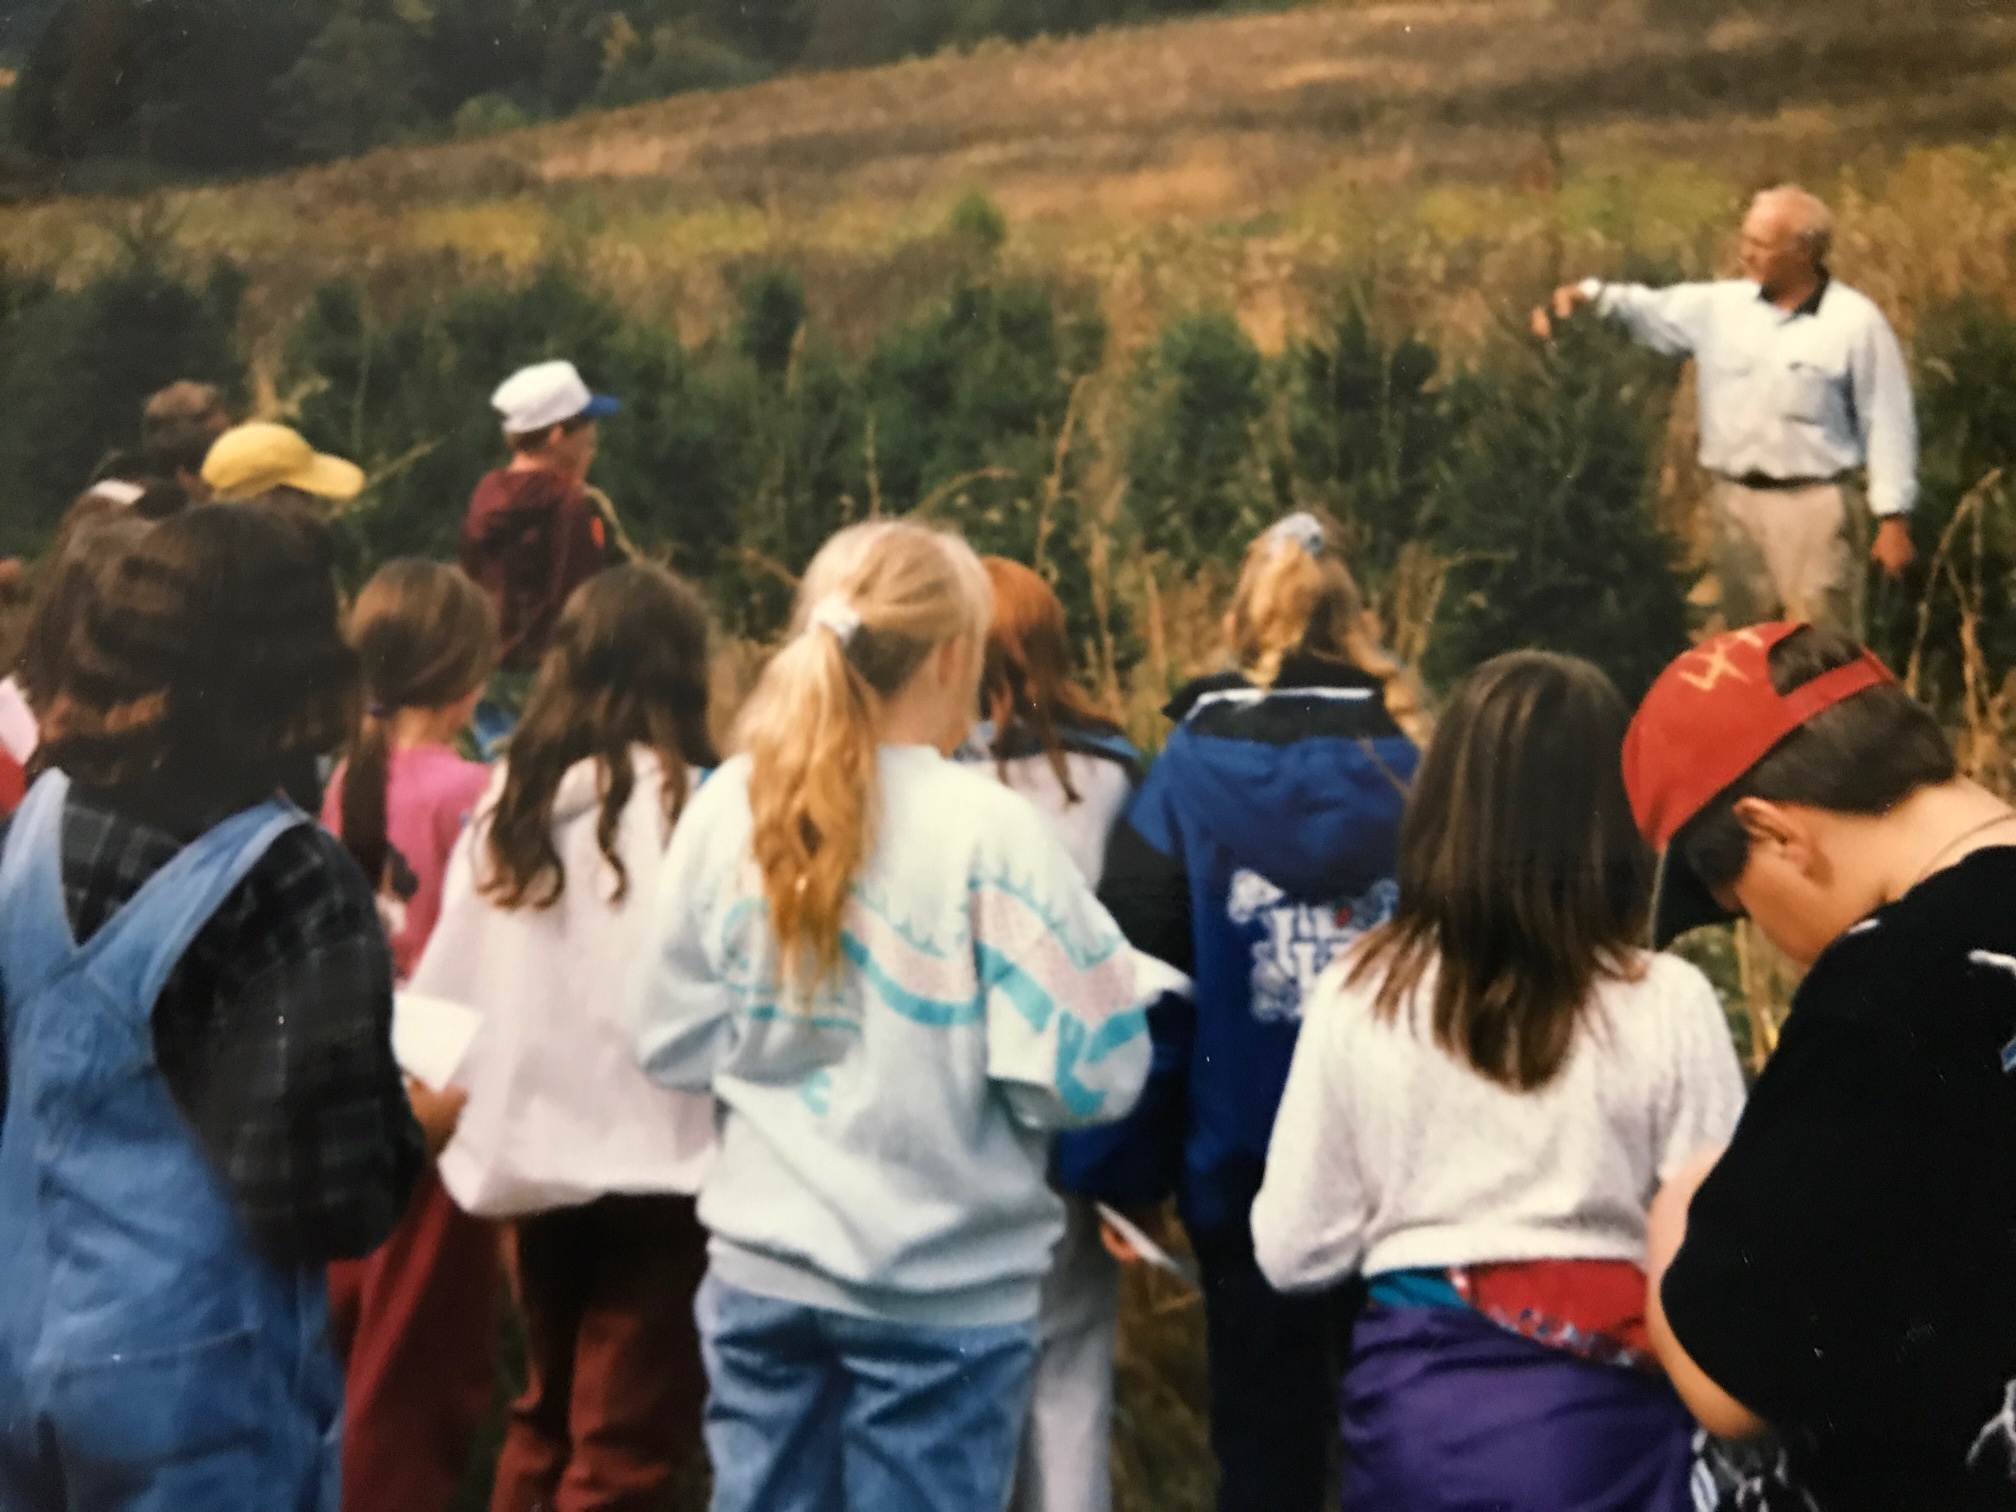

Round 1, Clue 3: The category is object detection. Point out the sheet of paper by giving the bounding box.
[1097,1203,1200,1290]
[392,991,482,1092]
[1132,949,1194,1004]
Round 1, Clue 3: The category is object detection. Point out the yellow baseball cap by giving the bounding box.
[202,423,366,503]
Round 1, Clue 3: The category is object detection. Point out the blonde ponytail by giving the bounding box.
[1228,513,1433,747]
[738,521,991,991]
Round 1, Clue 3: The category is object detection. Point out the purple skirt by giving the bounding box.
[1341,1304,1698,1512]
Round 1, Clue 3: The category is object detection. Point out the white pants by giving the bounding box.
[1011,1197,1121,1512]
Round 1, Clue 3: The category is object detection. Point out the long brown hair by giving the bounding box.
[980,556,1121,804]
[339,560,498,890]
[1347,651,1650,1091]
[1227,512,1431,747]
[738,521,991,991]
[480,565,715,910]
[34,503,358,821]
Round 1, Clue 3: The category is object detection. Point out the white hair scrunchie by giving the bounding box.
[808,596,863,647]
[1265,512,1326,558]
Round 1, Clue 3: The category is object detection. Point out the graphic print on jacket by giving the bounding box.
[1227,869,1400,1024]
[1058,656,1417,1231]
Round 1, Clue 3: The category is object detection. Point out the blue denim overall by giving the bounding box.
[0,772,343,1511]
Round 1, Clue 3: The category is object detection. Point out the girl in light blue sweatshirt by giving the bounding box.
[629,521,1155,1512]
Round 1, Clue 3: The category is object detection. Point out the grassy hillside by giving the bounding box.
[5,0,2015,383]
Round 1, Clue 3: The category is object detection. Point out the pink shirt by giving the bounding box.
[322,745,492,982]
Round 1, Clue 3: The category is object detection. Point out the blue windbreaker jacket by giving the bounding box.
[1056,656,1418,1234]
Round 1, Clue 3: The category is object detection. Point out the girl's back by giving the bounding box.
[642,745,1142,1319]
[1260,951,1739,1288]
[422,562,721,1512]
[325,559,498,982]
[633,522,1155,1512]
[325,746,487,979]
[1251,649,1745,1512]
[422,745,712,1214]
[978,729,1136,886]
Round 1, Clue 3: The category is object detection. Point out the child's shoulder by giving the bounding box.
[225,819,383,954]
[669,752,752,838]
[403,745,493,806]
[919,750,1056,833]
[1613,949,1724,1031]
[1631,948,1718,1005]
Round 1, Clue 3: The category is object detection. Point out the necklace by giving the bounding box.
[1909,811,2016,889]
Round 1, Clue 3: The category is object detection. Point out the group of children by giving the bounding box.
[1,368,2014,1512]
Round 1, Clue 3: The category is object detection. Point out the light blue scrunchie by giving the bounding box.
[1264,511,1326,558]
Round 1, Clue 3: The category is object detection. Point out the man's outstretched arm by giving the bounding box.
[1534,277,1716,357]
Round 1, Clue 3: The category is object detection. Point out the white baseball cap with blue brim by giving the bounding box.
[491,360,621,436]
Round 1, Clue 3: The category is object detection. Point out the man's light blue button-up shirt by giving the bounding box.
[1584,276,1919,517]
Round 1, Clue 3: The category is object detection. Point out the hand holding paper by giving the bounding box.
[392,991,482,1093]
[1098,1203,1199,1289]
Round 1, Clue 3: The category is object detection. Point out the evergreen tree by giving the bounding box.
[1124,308,1268,572]
[0,248,244,555]
[864,259,1106,653]
[1427,321,1688,703]
[284,265,744,584]
[1281,303,1446,592]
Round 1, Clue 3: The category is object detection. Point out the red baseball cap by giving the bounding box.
[1624,623,1896,945]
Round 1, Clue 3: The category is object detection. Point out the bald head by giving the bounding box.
[1741,185,1833,306]
[1755,185,1834,264]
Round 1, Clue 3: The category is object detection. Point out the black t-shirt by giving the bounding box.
[1663,847,2016,1511]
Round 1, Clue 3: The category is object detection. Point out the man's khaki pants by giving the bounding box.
[1712,478,1862,635]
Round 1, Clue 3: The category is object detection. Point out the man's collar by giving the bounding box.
[1760,273,1831,318]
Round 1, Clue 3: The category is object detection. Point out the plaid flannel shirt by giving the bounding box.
[2,793,424,1267]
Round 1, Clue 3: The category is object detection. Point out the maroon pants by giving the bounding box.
[492,1194,710,1512]
[329,1170,501,1512]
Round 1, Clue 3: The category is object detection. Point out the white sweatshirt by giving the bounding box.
[960,728,1136,887]
[629,746,1157,1326]
[1252,950,1744,1292]
[417,749,714,1217]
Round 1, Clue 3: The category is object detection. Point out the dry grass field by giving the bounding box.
[6,0,2016,377]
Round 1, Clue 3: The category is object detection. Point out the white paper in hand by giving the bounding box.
[393,991,482,1092]
[1097,1203,1200,1290]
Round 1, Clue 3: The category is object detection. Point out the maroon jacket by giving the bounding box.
[460,468,609,671]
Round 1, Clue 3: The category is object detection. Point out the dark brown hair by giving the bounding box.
[35,503,358,820]
[16,494,156,714]
[339,560,499,890]
[1348,651,1651,1091]
[1676,627,1956,892]
[481,564,716,910]
[141,381,230,477]
[506,415,593,455]
[980,556,1122,804]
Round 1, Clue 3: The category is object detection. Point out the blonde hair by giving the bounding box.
[1227,514,1432,746]
[738,521,992,990]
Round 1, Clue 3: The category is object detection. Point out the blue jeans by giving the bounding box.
[697,1272,1039,1512]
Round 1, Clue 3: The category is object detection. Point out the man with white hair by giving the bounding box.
[1539,185,1918,632]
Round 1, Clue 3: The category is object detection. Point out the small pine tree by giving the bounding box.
[734,264,808,381]
[1123,307,1268,572]
[1280,302,1446,593]
[1426,320,1688,703]
[284,263,744,584]
[0,245,243,556]
[865,270,1106,652]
